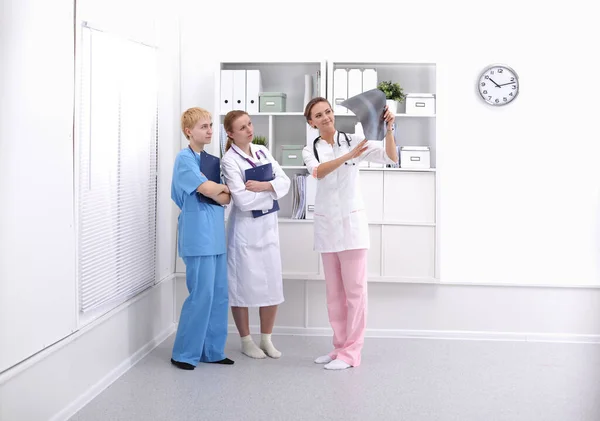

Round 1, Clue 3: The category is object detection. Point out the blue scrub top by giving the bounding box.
[171,148,226,257]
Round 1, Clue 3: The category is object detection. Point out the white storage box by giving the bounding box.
[400,146,430,169]
[405,93,436,115]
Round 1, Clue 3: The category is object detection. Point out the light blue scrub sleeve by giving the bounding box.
[177,154,209,195]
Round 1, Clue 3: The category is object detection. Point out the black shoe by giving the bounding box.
[171,358,195,370]
[208,357,235,365]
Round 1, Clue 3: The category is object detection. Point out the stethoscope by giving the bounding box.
[312,131,355,165]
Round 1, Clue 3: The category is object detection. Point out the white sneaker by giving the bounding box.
[324,359,351,370]
[314,354,333,364]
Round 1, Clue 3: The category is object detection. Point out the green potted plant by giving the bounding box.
[252,135,268,148]
[377,80,406,113]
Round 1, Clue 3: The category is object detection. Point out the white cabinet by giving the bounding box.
[278,222,320,276]
[383,225,435,279]
[368,225,382,277]
[383,171,435,224]
[360,171,383,222]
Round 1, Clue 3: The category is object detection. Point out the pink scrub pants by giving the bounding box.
[320,248,368,367]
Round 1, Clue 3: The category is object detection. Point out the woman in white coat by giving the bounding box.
[221,110,291,359]
[302,97,398,370]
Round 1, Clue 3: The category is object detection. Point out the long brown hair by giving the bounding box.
[223,110,249,152]
[304,97,330,128]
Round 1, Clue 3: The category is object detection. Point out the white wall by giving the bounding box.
[174,0,600,337]
[179,0,600,287]
[155,0,182,281]
[1,0,180,418]
[0,278,176,421]
[0,0,78,374]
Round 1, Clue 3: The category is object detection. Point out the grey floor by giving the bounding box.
[70,334,600,421]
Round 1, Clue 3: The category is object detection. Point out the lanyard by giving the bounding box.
[232,146,267,168]
[188,145,199,161]
[188,146,203,170]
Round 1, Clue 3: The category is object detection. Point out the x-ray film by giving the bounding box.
[340,88,387,141]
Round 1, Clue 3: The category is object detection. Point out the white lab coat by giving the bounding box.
[221,143,291,307]
[302,131,397,253]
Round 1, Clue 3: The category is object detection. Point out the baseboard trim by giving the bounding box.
[50,323,177,421]
[175,272,600,289]
[232,325,600,345]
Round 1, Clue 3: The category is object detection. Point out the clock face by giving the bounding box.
[477,65,519,106]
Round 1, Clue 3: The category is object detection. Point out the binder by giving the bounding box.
[333,68,348,114]
[306,123,319,149]
[315,70,321,97]
[198,151,222,206]
[232,70,246,110]
[246,70,262,113]
[362,69,377,92]
[220,70,233,114]
[347,69,363,112]
[245,163,280,218]
[305,175,317,220]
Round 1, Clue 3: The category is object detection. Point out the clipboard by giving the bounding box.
[198,151,222,206]
[245,162,280,218]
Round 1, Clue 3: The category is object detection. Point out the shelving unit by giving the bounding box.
[208,59,439,283]
[213,60,326,161]
[337,113,435,118]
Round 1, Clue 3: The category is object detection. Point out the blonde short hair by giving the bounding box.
[181,107,212,140]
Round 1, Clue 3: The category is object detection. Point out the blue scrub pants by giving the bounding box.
[172,254,228,365]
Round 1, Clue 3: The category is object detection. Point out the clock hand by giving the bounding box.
[498,81,516,87]
[488,77,501,88]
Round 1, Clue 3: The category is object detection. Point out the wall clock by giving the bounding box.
[477,64,519,106]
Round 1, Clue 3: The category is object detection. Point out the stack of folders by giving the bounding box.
[219,124,227,157]
[314,70,321,97]
[386,123,400,169]
[291,173,308,219]
[388,146,401,168]
[333,68,378,114]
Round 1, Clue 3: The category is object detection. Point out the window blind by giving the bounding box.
[76,25,158,314]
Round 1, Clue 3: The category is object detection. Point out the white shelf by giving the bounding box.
[335,113,435,118]
[328,61,437,67]
[278,166,435,172]
[360,167,436,172]
[396,114,435,118]
[220,112,305,116]
[278,218,313,223]
[278,218,435,227]
[281,166,308,170]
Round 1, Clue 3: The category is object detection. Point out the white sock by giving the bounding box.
[259,333,282,358]
[324,359,351,370]
[314,354,333,364]
[241,335,266,359]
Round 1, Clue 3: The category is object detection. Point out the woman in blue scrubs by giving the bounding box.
[170,107,234,370]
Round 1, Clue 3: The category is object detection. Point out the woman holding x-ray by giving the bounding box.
[221,110,291,360]
[302,97,397,370]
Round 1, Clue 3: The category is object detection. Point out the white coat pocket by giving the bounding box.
[348,209,369,247]
[313,213,330,251]
[239,214,277,249]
